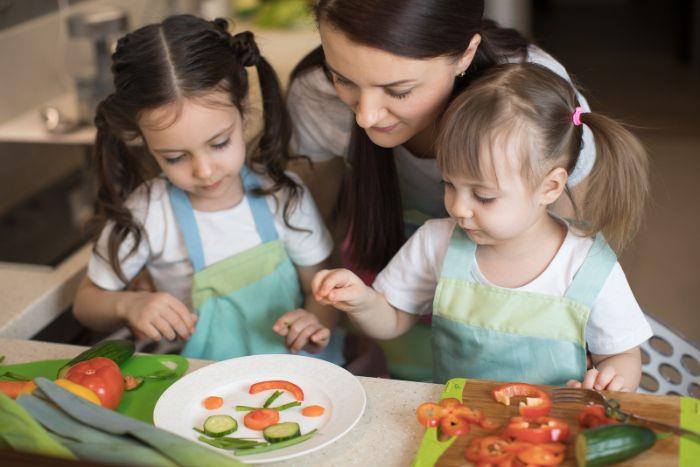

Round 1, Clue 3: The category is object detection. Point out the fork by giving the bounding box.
[549,387,700,444]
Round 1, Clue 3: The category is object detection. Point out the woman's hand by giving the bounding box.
[118,292,197,342]
[311,268,372,313]
[566,366,628,392]
[273,309,330,353]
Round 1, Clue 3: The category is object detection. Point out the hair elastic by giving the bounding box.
[572,106,584,126]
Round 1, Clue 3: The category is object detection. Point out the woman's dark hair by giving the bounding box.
[290,0,529,272]
[93,14,297,283]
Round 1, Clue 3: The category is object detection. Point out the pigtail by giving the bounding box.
[92,101,150,284]
[577,112,649,252]
[229,30,304,229]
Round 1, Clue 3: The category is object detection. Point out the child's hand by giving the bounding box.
[566,366,629,392]
[273,309,330,354]
[311,268,372,313]
[120,292,197,342]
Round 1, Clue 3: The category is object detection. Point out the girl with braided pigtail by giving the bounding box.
[74,15,345,364]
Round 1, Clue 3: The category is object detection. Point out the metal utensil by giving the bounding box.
[549,387,700,443]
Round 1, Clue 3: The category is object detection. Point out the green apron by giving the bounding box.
[431,225,616,385]
[169,167,344,364]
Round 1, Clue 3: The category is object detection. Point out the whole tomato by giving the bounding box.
[65,357,125,409]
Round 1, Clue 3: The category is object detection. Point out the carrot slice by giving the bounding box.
[203,396,224,410]
[244,409,280,430]
[302,405,325,417]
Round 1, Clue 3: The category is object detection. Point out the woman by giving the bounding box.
[287,0,595,381]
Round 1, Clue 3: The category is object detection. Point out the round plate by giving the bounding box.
[154,354,366,463]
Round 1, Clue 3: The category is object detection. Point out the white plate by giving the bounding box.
[153,354,366,463]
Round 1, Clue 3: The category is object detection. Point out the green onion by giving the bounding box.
[271,401,301,411]
[263,390,282,408]
[234,430,318,456]
[235,405,260,412]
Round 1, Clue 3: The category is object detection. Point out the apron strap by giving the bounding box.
[439,225,476,281]
[241,166,279,243]
[565,234,617,309]
[167,183,206,273]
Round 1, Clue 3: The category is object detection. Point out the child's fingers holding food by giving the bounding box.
[312,269,358,301]
[566,379,582,388]
[580,368,599,389]
[273,309,306,336]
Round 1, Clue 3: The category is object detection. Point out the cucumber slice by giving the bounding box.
[203,415,238,438]
[263,422,301,443]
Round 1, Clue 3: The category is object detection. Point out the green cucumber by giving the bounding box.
[203,415,238,438]
[57,340,135,378]
[263,422,300,443]
[575,424,657,466]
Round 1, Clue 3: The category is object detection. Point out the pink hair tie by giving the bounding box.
[572,106,584,126]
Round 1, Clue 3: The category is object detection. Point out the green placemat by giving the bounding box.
[0,354,188,424]
[412,378,466,467]
[680,396,700,467]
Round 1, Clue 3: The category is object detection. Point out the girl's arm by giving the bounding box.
[312,268,420,340]
[568,346,642,392]
[73,276,196,341]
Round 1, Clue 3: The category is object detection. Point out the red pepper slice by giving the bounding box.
[416,402,445,427]
[492,383,552,418]
[249,380,304,401]
[516,443,566,466]
[440,413,471,437]
[504,416,570,443]
[578,404,618,428]
[464,435,514,464]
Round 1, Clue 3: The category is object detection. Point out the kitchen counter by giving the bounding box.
[0,338,440,466]
[0,245,91,338]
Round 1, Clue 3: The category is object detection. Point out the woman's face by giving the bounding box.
[320,22,479,150]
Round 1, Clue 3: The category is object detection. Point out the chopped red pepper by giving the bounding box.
[416,402,444,427]
[504,416,570,443]
[492,382,552,418]
[249,380,304,401]
[516,442,566,465]
[578,403,618,428]
[464,435,516,464]
[440,413,471,437]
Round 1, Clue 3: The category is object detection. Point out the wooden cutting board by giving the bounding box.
[413,378,682,466]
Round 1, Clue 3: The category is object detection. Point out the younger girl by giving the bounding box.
[313,63,652,389]
[73,15,344,364]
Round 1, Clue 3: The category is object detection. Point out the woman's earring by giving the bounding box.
[458,70,466,78]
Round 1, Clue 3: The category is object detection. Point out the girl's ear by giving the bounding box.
[538,167,568,206]
[455,34,482,77]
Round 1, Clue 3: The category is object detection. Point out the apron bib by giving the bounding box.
[431,226,616,385]
[168,168,344,364]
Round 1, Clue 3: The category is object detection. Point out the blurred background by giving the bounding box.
[0,1,698,394]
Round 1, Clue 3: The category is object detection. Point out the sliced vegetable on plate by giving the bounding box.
[203,395,224,410]
[301,405,325,417]
[249,380,304,401]
[203,414,238,437]
[244,408,280,431]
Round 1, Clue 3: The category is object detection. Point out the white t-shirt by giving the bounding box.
[88,173,333,309]
[373,218,653,355]
[287,46,595,219]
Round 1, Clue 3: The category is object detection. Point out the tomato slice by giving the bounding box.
[440,413,471,437]
[492,383,552,418]
[301,405,325,417]
[243,409,280,431]
[504,416,570,443]
[578,404,618,428]
[249,380,304,401]
[517,443,566,466]
[416,402,445,427]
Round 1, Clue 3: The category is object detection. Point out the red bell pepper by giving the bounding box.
[65,357,124,409]
[516,442,566,466]
[504,416,570,443]
[493,382,552,418]
[249,380,304,401]
[578,403,618,428]
[464,435,516,464]
[440,413,471,437]
[416,402,445,427]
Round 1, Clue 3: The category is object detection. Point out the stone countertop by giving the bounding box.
[0,245,92,338]
[0,338,443,466]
